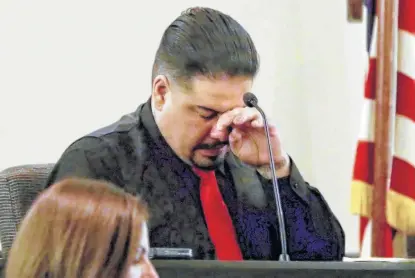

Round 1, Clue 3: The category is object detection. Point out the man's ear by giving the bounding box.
[152,75,170,111]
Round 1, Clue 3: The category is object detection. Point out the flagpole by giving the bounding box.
[371,0,399,257]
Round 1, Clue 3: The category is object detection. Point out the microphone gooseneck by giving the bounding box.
[243,92,290,262]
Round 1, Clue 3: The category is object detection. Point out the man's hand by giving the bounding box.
[210,107,290,177]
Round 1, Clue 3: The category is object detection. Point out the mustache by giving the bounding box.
[194,141,229,150]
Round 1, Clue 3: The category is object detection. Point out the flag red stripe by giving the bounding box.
[353,141,375,184]
[382,224,394,257]
[399,0,415,34]
[365,59,377,100]
[390,157,415,199]
[397,70,415,122]
[358,218,394,257]
[359,216,369,248]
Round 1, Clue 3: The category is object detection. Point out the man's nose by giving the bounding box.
[210,122,231,141]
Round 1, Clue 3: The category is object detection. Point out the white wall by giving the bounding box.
[0,0,366,254]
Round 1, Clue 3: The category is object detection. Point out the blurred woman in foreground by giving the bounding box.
[6,178,158,278]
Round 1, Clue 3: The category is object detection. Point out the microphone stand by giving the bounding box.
[244,93,290,262]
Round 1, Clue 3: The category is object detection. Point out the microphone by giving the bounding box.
[243,92,290,262]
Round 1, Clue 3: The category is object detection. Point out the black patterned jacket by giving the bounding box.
[45,99,345,260]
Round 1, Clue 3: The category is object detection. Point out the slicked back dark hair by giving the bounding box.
[152,7,259,85]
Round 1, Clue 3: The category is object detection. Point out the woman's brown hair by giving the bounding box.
[6,178,148,278]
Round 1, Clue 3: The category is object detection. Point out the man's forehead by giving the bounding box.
[187,76,252,108]
[190,75,252,90]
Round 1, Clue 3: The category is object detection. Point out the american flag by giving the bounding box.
[350,0,415,257]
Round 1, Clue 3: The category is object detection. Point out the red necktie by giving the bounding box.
[193,168,243,261]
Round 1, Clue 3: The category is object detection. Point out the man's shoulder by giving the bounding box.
[46,106,149,186]
[86,109,141,139]
[65,107,145,155]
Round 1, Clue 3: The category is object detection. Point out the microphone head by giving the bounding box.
[243,92,258,107]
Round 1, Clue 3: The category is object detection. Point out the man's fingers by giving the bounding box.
[233,109,261,126]
[269,125,278,136]
[229,128,242,142]
[216,107,260,131]
[215,108,243,131]
[251,118,263,128]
